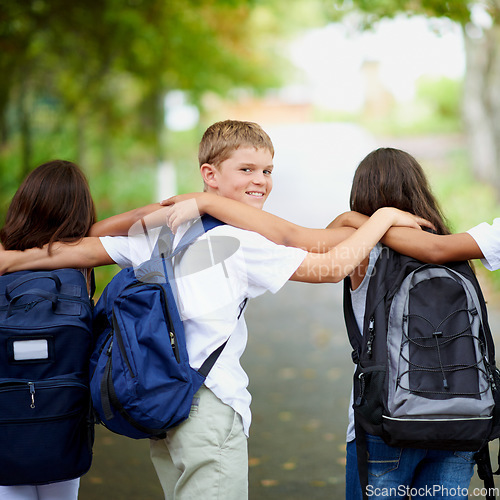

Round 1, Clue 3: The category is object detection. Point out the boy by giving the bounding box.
[0,120,425,499]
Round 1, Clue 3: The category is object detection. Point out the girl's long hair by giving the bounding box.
[1,160,96,251]
[350,148,450,235]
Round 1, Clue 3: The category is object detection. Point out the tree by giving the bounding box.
[0,0,290,183]
[328,0,500,188]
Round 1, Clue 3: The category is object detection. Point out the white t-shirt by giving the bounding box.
[467,218,500,271]
[346,244,382,443]
[100,222,307,436]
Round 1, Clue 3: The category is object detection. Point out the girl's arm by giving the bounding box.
[163,193,356,253]
[381,228,483,263]
[291,207,427,283]
[329,211,483,263]
[0,238,114,274]
[89,203,161,237]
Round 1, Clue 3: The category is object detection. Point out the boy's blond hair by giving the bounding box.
[198,120,274,169]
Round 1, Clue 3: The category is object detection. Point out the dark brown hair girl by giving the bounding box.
[349,147,450,236]
[1,160,96,251]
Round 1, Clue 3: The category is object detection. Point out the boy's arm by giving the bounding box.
[89,203,161,237]
[163,193,355,252]
[0,238,114,274]
[291,207,428,283]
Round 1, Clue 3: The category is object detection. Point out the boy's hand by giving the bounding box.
[163,198,203,234]
[161,193,219,233]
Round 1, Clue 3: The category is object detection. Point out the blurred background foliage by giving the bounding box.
[0,0,306,214]
[1,0,500,291]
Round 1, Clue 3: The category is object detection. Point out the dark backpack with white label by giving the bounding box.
[0,269,94,485]
[343,246,500,499]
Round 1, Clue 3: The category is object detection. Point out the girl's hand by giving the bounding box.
[331,209,435,231]
[380,207,434,230]
[328,211,369,229]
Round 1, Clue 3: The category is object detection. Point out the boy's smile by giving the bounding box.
[209,147,273,210]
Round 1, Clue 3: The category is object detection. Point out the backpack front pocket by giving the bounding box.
[0,377,93,485]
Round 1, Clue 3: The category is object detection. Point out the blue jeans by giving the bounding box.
[346,436,475,500]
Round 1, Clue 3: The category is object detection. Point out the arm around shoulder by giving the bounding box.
[381,228,483,264]
[165,192,355,251]
[89,203,162,237]
[291,207,425,283]
[0,237,114,274]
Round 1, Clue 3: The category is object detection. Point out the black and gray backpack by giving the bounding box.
[343,246,500,499]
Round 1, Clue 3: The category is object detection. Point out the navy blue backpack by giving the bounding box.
[90,216,227,439]
[0,269,94,485]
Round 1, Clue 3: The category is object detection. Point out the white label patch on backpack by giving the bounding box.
[12,339,49,361]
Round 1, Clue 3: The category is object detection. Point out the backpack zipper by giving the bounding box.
[366,317,375,357]
[125,281,180,363]
[0,378,88,410]
[28,381,35,408]
[0,299,42,313]
[158,288,180,363]
[0,296,92,318]
[111,313,135,378]
[169,331,179,362]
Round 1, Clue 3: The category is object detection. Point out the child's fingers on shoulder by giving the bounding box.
[415,216,435,230]
[160,196,177,206]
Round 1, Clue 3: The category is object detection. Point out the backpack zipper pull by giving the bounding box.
[169,332,180,362]
[355,373,366,406]
[25,301,36,312]
[28,382,35,408]
[366,317,375,357]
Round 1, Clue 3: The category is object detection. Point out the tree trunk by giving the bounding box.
[462,23,500,189]
[140,87,166,164]
[75,112,87,168]
[17,80,32,179]
[0,95,9,147]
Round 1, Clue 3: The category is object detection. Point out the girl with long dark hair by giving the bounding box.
[0,160,96,500]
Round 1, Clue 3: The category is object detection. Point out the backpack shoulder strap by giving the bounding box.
[171,215,224,258]
[343,277,363,364]
[169,215,228,377]
[475,443,497,500]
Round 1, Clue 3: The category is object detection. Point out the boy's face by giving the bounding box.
[208,147,273,210]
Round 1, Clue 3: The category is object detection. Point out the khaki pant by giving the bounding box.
[150,386,248,500]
